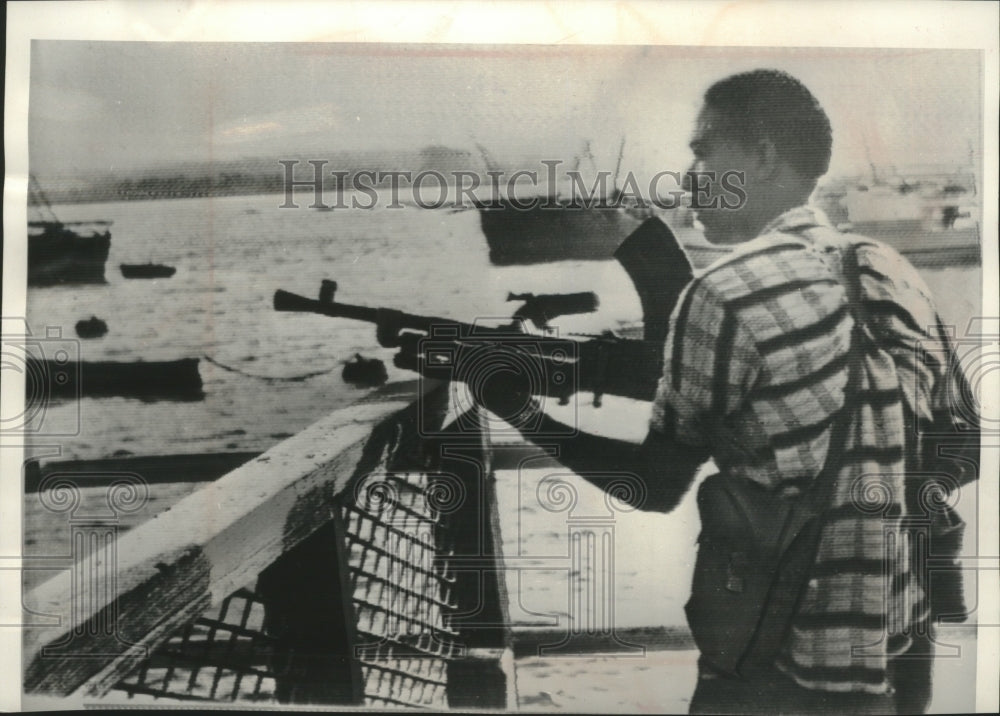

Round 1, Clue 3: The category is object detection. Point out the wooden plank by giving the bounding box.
[23,481,209,594]
[23,380,449,698]
[257,516,363,705]
[437,403,515,709]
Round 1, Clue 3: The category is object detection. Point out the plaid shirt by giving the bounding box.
[652,205,946,693]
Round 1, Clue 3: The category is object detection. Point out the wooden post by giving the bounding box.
[257,515,363,705]
[439,406,515,709]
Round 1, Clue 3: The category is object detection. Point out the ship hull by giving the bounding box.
[28,357,204,402]
[846,222,980,266]
[120,263,177,279]
[477,201,645,265]
[476,202,731,269]
[28,222,111,287]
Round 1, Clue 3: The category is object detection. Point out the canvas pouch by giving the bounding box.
[684,472,826,676]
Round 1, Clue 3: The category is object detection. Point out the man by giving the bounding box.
[480,69,974,714]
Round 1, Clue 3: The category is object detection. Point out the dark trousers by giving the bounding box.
[889,630,934,715]
[689,632,934,715]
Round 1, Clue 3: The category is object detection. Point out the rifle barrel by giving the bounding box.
[274,289,379,323]
[274,289,475,336]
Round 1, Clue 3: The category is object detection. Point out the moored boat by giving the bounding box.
[27,357,204,402]
[120,263,177,279]
[23,451,260,492]
[75,316,109,339]
[28,177,112,286]
[28,221,112,286]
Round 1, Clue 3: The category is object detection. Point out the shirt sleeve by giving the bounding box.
[649,276,760,446]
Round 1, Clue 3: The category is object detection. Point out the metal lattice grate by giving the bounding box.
[114,588,276,703]
[343,472,460,708]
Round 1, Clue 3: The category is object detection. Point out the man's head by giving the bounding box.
[686,69,832,244]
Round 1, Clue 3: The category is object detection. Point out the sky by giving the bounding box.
[29,42,982,181]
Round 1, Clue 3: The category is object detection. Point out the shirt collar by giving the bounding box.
[759,205,833,237]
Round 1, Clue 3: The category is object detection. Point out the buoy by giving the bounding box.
[342,353,388,387]
[75,315,108,339]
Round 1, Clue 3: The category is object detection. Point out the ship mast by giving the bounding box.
[576,140,593,175]
[29,175,61,224]
[612,136,626,191]
[473,142,502,174]
[862,136,880,187]
[967,138,978,197]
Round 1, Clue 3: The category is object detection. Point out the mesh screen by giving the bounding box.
[114,588,276,702]
[109,469,461,707]
[344,472,460,708]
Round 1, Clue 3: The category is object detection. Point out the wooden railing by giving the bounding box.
[23,380,513,708]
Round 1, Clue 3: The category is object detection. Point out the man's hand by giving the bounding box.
[460,345,707,514]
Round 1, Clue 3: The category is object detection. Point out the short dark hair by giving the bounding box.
[704,69,832,181]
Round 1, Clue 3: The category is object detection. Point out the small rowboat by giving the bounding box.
[28,357,204,402]
[120,263,176,279]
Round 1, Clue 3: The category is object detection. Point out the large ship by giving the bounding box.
[471,141,731,269]
[473,140,647,266]
[28,177,112,286]
[476,194,645,265]
[476,195,729,269]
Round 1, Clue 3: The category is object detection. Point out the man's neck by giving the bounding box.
[750,194,812,239]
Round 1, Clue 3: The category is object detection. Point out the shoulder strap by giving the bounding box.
[773,241,867,553]
[806,241,868,512]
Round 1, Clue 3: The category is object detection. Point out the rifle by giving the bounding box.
[273,218,693,405]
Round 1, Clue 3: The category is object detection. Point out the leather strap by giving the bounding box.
[773,240,867,555]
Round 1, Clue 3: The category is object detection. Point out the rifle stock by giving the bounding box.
[613,217,693,345]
